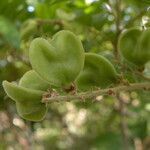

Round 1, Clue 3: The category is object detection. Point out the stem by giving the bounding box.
[42,82,150,103]
[36,19,64,27]
[113,0,122,61]
[115,0,122,33]
[134,71,150,82]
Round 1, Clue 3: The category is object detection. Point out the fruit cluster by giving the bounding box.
[3,28,149,121]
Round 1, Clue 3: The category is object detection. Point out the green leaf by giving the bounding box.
[0,16,20,48]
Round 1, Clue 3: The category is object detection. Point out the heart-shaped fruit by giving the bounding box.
[2,80,47,121]
[16,101,47,122]
[119,28,150,66]
[19,70,50,91]
[76,53,118,91]
[119,28,141,64]
[136,28,150,63]
[3,81,44,103]
[29,30,85,87]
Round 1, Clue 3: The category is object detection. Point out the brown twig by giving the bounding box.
[114,0,122,61]
[42,82,150,103]
[134,71,150,82]
[36,19,64,27]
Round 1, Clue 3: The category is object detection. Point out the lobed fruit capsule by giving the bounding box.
[2,80,47,121]
[119,28,150,66]
[19,70,50,91]
[76,53,118,91]
[29,30,85,87]
[16,102,47,122]
[119,28,141,65]
[136,28,150,64]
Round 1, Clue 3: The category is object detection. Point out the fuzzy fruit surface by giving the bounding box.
[19,70,50,91]
[119,28,150,66]
[76,53,118,91]
[2,80,47,121]
[29,30,85,87]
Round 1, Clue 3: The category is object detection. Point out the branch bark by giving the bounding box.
[36,19,64,27]
[42,82,150,103]
[113,0,122,61]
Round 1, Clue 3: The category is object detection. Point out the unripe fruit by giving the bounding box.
[29,30,85,87]
[76,53,118,91]
[19,70,50,91]
[119,28,150,66]
[119,28,141,65]
[137,28,150,63]
[2,81,44,103]
[16,102,47,122]
[2,81,47,121]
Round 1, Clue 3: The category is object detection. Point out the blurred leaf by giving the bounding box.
[0,0,29,21]
[0,16,20,49]
[48,0,69,5]
[94,132,125,150]
[35,3,51,19]
[56,9,75,21]
[129,119,148,139]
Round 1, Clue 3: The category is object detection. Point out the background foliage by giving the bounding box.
[0,0,150,149]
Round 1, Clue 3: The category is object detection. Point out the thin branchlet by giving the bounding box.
[42,82,150,103]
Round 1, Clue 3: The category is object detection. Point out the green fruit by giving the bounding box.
[16,102,47,122]
[20,19,37,40]
[2,81,47,121]
[119,28,142,65]
[19,70,50,91]
[2,81,44,102]
[76,53,118,91]
[137,29,150,63]
[119,28,150,66]
[29,30,85,87]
